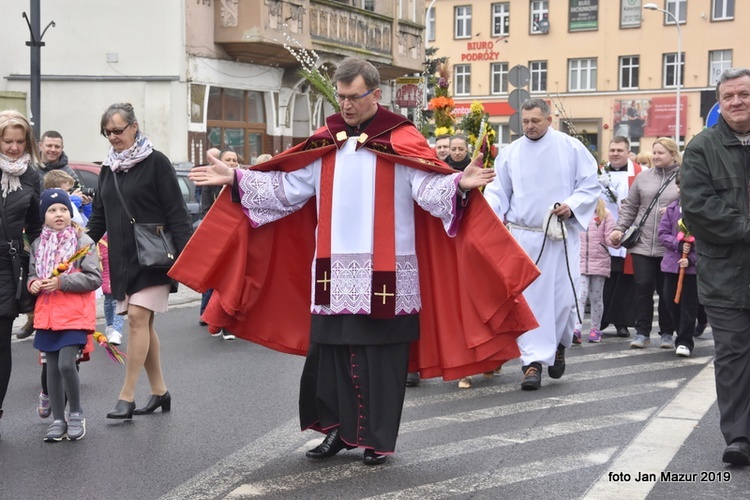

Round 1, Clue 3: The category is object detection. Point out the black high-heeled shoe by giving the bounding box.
[133,391,171,415]
[106,400,135,419]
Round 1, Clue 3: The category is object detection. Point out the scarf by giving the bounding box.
[35,225,78,280]
[0,153,29,198]
[103,133,154,173]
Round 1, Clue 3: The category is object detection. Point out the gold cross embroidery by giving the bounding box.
[373,284,394,305]
[317,271,331,291]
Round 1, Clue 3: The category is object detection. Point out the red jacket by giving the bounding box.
[29,233,102,332]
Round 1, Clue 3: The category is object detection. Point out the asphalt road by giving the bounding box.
[1,294,749,499]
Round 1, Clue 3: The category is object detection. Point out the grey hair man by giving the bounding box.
[681,67,750,466]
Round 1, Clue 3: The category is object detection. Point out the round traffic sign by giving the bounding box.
[706,102,720,128]
[509,112,522,135]
[508,65,530,88]
[509,88,531,111]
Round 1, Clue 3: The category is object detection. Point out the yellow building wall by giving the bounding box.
[429,0,749,159]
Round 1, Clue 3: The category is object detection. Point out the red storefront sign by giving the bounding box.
[453,102,515,117]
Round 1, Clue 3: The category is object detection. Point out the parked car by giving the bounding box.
[68,161,201,224]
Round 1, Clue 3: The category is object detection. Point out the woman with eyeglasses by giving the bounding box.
[87,103,192,419]
[0,110,43,439]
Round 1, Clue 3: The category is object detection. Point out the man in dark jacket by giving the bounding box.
[681,67,750,466]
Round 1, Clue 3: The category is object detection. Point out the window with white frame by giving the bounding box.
[491,62,509,94]
[529,60,547,92]
[663,53,685,88]
[709,50,733,85]
[426,6,435,42]
[665,0,686,24]
[619,56,639,90]
[569,58,597,92]
[455,6,472,39]
[492,123,511,146]
[712,0,734,21]
[454,64,471,95]
[492,3,510,37]
[530,1,549,34]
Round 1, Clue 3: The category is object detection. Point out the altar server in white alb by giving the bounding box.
[484,98,600,390]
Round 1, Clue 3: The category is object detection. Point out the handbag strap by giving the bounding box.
[111,174,136,224]
[634,169,678,230]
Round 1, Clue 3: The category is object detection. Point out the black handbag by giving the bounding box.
[112,175,177,270]
[620,169,678,249]
[0,201,37,313]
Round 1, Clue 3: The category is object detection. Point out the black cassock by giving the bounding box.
[299,314,419,454]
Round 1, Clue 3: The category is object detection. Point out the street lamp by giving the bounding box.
[644,3,682,144]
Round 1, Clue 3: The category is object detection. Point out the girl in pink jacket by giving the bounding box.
[574,198,615,344]
[29,189,101,442]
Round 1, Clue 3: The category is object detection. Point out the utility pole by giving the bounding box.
[22,0,55,138]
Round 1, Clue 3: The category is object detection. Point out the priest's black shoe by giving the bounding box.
[106,400,135,419]
[133,391,171,415]
[363,449,387,466]
[305,428,354,459]
[615,325,631,338]
[723,438,750,465]
[548,344,566,379]
[521,364,541,391]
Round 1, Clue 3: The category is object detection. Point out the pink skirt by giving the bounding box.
[116,284,170,315]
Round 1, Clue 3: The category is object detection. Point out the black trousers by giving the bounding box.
[631,254,674,337]
[0,317,12,409]
[707,307,750,445]
[602,256,636,328]
[662,273,699,351]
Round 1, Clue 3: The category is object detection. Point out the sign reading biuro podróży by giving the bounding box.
[569,0,598,31]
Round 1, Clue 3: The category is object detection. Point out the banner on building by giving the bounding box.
[569,0,598,31]
[613,96,687,138]
[395,78,424,109]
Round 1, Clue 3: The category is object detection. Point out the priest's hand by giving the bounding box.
[458,154,496,190]
[189,149,235,186]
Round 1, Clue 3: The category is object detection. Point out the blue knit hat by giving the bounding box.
[40,188,74,218]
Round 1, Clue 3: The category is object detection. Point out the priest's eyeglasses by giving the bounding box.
[335,88,376,104]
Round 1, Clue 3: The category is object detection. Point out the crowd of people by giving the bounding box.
[2,62,750,469]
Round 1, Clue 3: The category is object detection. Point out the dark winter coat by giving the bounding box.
[681,115,750,309]
[0,167,43,318]
[86,150,193,300]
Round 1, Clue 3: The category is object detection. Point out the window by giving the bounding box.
[455,6,472,39]
[454,64,471,95]
[712,0,734,21]
[492,3,510,37]
[362,0,374,12]
[569,58,597,92]
[665,0,686,24]
[207,87,266,164]
[709,50,733,85]
[530,1,549,34]
[663,53,685,88]
[492,123,511,146]
[491,62,509,94]
[529,60,547,92]
[426,6,435,42]
[619,56,640,90]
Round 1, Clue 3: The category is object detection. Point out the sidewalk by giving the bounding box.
[11,286,202,335]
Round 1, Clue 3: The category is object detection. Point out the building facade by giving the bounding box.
[427,0,746,158]
[0,0,426,164]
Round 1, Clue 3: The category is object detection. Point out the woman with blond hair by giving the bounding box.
[0,110,44,437]
[610,137,680,350]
